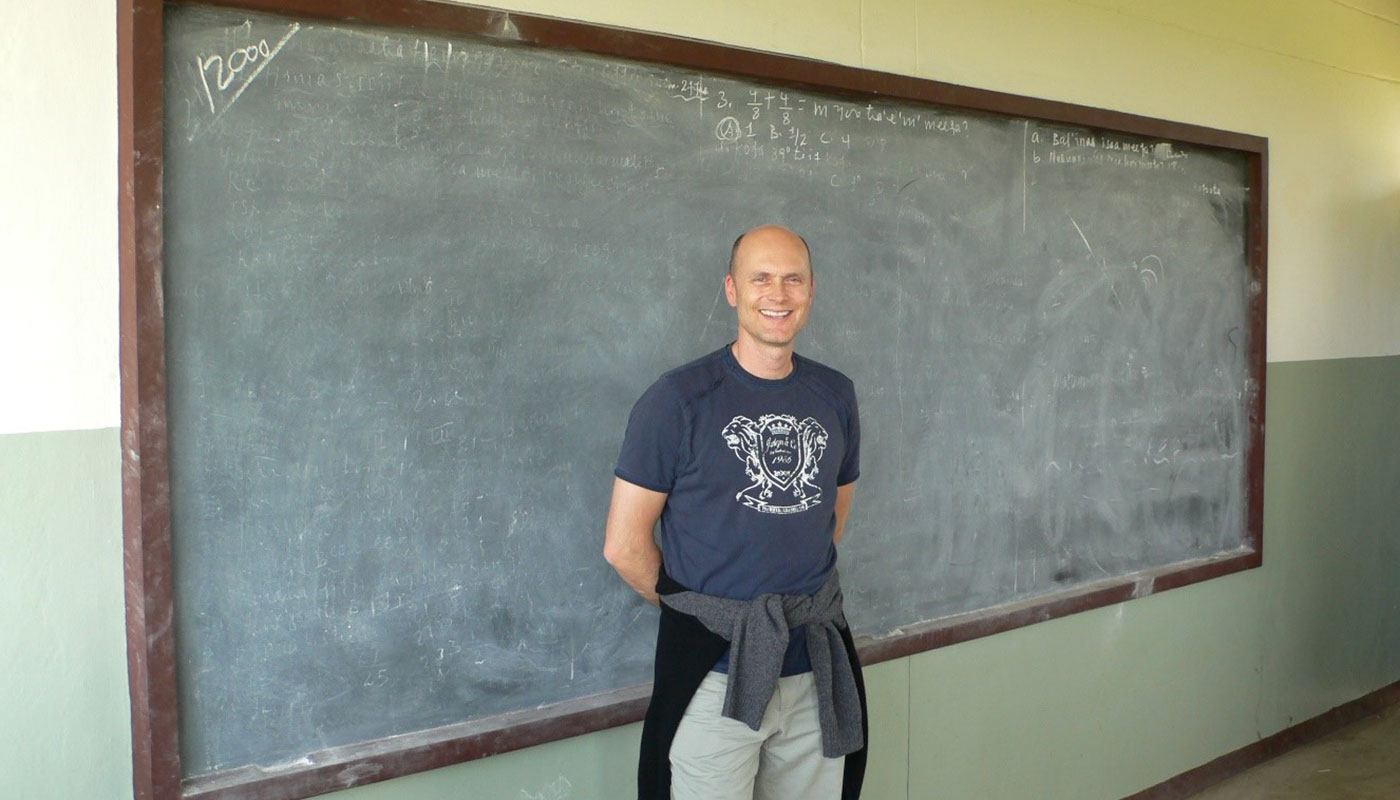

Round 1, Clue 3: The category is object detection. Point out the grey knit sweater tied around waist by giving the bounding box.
[659,569,863,758]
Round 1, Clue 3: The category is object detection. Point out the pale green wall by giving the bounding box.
[4,359,1397,799]
[908,358,1400,797]
[0,429,130,799]
[2,0,1399,798]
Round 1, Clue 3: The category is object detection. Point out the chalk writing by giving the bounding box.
[194,23,300,123]
[163,6,1255,779]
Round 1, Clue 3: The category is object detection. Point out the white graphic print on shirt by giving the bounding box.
[721,414,830,514]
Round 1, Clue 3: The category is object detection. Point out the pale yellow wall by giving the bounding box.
[0,0,119,436]
[490,0,1400,364]
[5,0,1395,434]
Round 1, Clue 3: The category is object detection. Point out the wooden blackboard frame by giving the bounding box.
[118,1,1268,798]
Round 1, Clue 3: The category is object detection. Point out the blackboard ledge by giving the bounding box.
[179,546,1258,800]
[855,546,1260,665]
[182,683,651,800]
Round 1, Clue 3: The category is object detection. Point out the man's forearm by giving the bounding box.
[604,477,669,607]
[606,541,662,606]
[833,481,856,545]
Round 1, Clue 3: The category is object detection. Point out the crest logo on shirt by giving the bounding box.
[721,414,829,514]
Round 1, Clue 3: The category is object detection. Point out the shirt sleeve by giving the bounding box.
[614,378,687,493]
[837,385,860,486]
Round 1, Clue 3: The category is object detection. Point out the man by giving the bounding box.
[604,225,867,800]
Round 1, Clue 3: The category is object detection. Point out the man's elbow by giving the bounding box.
[604,531,659,577]
[602,535,642,572]
[602,539,626,569]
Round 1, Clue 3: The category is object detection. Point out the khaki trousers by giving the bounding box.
[670,671,845,800]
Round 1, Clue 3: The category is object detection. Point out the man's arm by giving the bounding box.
[603,477,668,606]
[833,481,856,545]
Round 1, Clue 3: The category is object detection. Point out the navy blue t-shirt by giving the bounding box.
[615,344,860,674]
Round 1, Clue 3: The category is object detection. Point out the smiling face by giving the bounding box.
[725,226,814,355]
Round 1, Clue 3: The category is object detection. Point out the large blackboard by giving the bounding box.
[157,1,1262,787]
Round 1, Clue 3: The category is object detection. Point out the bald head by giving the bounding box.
[728,225,812,276]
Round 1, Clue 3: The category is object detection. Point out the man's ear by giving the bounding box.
[723,274,738,308]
